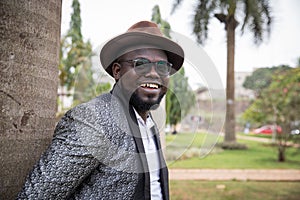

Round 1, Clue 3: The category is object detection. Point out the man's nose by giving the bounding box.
[145,65,159,78]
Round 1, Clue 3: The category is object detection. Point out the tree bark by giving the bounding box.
[0,0,62,199]
[278,145,285,162]
[224,16,238,143]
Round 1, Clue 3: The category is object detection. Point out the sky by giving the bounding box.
[61,0,300,88]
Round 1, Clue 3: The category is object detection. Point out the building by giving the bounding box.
[235,71,255,99]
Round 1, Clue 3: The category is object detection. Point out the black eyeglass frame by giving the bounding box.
[118,58,173,76]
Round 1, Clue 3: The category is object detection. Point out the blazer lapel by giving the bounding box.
[127,105,151,200]
[111,85,167,199]
[111,85,151,199]
[151,126,169,200]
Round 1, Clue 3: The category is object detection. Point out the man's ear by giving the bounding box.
[112,62,121,80]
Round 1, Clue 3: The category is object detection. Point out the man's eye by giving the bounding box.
[135,58,150,66]
[157,61,167,66]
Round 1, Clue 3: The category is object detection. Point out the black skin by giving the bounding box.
[112,48,170,122]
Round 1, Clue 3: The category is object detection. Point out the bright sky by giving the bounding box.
[61,0,300,87]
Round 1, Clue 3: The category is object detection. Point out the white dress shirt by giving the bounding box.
[134,109,162,200]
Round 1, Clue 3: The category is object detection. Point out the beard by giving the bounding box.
[129,90,164,112]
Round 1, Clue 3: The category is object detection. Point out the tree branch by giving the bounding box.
[214,13,227,23]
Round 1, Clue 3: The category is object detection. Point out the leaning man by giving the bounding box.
[18,21,184,200]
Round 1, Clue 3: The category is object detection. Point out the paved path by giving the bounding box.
[169,169,300,181]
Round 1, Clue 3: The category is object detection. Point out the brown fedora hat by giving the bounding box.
[100,21,184,77]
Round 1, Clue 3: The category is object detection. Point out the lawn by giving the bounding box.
[165,132,300,169]
[170,180,300,200]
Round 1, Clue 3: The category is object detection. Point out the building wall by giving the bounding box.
[235,71,255,99]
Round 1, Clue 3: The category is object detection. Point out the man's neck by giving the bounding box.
[135,108,149,123]
[111,84,151,122]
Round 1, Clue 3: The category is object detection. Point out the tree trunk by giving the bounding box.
[277,125,288,162]
[278,145,285,162]
[224,16,238,143]
[0,0,62,199]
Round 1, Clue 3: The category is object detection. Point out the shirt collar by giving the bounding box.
[133,108,154,128]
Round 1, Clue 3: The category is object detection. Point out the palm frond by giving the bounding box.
[241,0,251,32]
[193,0,218,44]
[240,0,272,45]
[261,0,272,34]
[171,0,184,14]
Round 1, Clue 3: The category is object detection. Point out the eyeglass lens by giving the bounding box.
[134,58,171,76]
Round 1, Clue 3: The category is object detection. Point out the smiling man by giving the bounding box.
[113,48,170,121]
[18,21,184,200]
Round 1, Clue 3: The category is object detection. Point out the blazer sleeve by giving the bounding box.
[17,110,100,199]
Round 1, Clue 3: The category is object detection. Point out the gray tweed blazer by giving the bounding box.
[18,91,169,200]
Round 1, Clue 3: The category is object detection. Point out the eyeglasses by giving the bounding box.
[118,58,172,76]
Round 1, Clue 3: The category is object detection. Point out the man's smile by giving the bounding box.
[140,83,160,89]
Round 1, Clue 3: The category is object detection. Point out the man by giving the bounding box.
[18,21,184,200]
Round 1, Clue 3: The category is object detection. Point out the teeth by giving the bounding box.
[140,83,159,89]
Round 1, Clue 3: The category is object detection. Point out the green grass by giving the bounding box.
[167,132,300,199]
[170,180,300,200]
[166,132,300,169]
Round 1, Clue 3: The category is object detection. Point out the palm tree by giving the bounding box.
[172,0,272,145]
[0,1,62,198]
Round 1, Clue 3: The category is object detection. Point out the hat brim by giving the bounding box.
[100,32,184,77]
